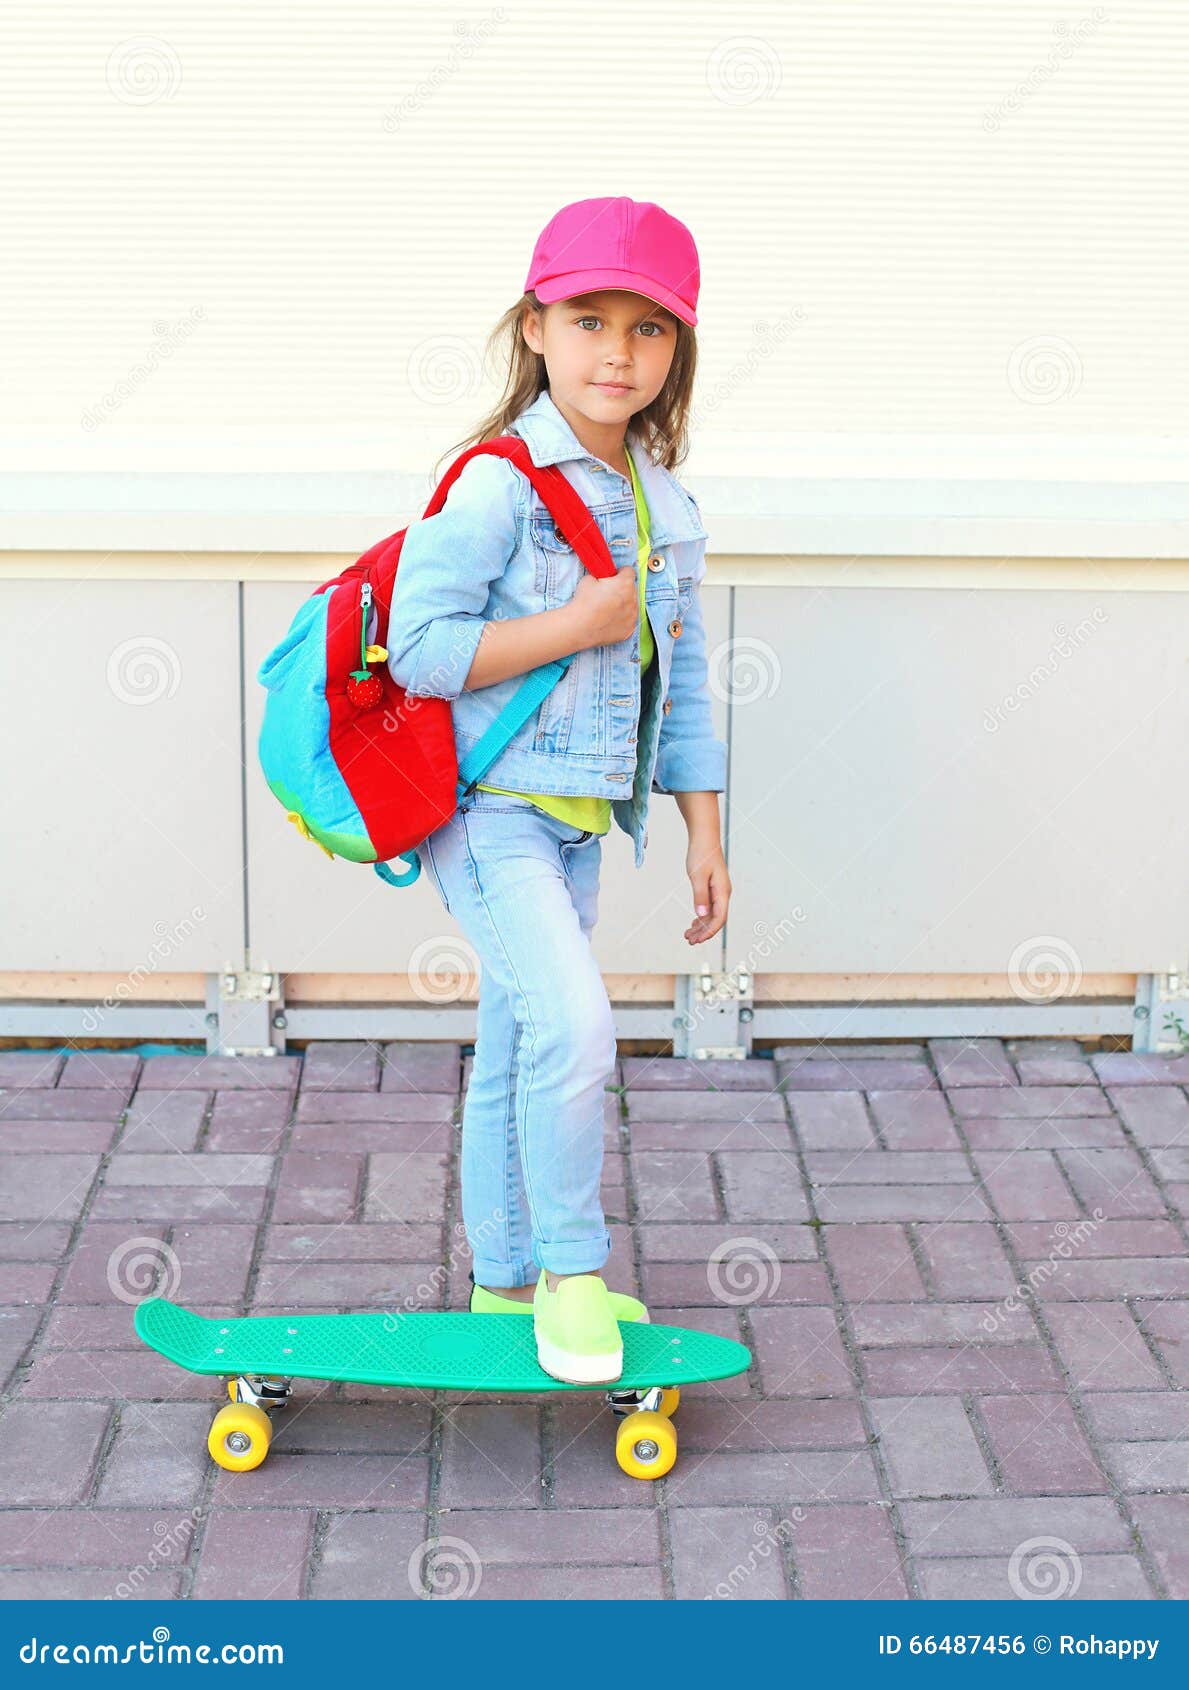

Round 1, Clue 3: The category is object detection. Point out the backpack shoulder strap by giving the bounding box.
[427,436,616,580]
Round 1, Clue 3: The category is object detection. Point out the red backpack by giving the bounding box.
[256,436,616,888]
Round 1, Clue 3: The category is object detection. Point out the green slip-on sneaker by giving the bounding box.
[468,1271,649,1325]
[532,1272,624,1384]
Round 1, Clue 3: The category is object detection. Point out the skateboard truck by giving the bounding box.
[228,1374,292,1410]
[606,1385,667,1418]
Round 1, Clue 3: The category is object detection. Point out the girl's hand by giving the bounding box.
[684,840,731,944]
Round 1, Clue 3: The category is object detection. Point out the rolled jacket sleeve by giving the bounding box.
[651,556,728,793]
[386,452,522,700]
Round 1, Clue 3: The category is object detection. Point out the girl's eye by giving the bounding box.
[575,316,664,336]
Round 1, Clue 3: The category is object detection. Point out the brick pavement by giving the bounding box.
[0,1036,1185,1600]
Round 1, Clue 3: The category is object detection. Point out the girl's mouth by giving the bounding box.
[593,382,632,395]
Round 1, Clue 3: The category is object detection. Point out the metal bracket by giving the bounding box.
[672,968,754,1060]
[205,967,286,1057]
[229,1375,292,1409]
[1132,967,1189,1054]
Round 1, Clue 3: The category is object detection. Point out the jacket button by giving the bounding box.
[668,618,682,638]
[607,772,629,781]
[647,554,665,572]
[662,697,673,714]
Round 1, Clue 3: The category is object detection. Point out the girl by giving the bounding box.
[386,196,731,1384]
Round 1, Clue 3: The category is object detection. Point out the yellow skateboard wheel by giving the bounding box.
[658,1386,680,1417]
[615,1410,677,1479]
[208,1401,272,1472]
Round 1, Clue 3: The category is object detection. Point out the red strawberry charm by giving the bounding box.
[347,668,384,710]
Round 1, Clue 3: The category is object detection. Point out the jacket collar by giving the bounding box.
[508,388,706,546]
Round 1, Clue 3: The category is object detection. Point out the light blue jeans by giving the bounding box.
[416,786,617,1287]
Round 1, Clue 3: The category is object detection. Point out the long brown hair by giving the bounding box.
[433,291,697,484]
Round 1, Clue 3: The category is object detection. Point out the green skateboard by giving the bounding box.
[134,1297,752,1480]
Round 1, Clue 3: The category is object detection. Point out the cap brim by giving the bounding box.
[530,267,697,326]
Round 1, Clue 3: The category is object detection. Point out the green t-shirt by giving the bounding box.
[476,444,654,832]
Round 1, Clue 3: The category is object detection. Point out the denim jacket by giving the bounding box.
[385,388,727,868]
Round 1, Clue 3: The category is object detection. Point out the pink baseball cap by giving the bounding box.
[524,196,700,327]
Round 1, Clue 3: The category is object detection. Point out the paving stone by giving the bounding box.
[1082,1391,1189,1442]
[193,1509,313,1600]
[260,1223,442,1262]
[642,1260,829,1308]
[1135,1299,1189,1385]
[138,1054,301,1090]
[869,1396,992,1497]
[666,1446,882,1506]
[272,1152,362,1223]
[971,1150,1081,1220]
[915,1222,1017,1299]
[0,1051,63,1087]
[1046,1303,1165,1390]
[788,1091,877,1149]
[718,1152,810,1221]
[0,1154,98,1222]
[295,1091,455,1125]
[380,1040,462,1093]
[20,1348,210,1401]
[1006,1217,1181,1259]
[0,1262,55,1301]
[777,1059,935,1092]
[438,1404,543,1508]
[291,1118,453,1154]
[0,1308,43,1388]
[117,1089,207,1152]
[1108,1084,1189,1147]
[96,1403,212,1506]
[104,1152,273,1187]
[209,1450,428,1510]
[1091,1052,1189,1085]
[628,1088,788,1124]
[253,1260,445,1309]
[0,1570,181,1599]
[269,1402,431,1455]
[89,1185,268,1223]
[0,1508,201,1569]
[311,1511,433,1598]
[676,1395,867,1452]
[300,1040,382,1092]
[636,1222,815,1263]
[898,1495,1131,1555]
[0,1401,111,1503]
[851,1302,1040,1347]
[807,1150,973,1185]
[363,1152,450,1222]
[1057,1147,1166,1218]
[1013,1056,1099,1087]
[963,1114,1125,1150]
[627,1117,791,1151]
[59,1052,141,1090]
[929,1037,1017,1088]
[950,1086,1112,1118]
[748,1305,855,1397]
[456,1563,665,1599]
[815,1185,990,1223]
[824,1223,928,1301]
[862,1345,1061,1395]
[629,1150,719,1222]
[915,1554,1152,1600]
[867,1090,962,1149]
[549,1398,658,1507]
[621,1055,778,1091]
[166,1223,256,1304]
[438,1505,662,1566]
[205,1089,292,1152]
[1130,1495,1189,1597]
[977,1393,1106,1493]
[669,1505,789,1599]
[1104,1440,1188,1491]
[0,1118,117,1153]
[789,1502,910,1599]
[0,1088,126,1122]
[0,1220,73,1260]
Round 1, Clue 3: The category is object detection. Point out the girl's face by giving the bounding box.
[522,289,678,429]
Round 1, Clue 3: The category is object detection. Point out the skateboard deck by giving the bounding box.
[135,1297,750,1393]
[135,1297,752,1480]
